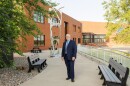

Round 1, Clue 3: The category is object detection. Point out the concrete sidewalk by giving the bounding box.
[20,50,130,86]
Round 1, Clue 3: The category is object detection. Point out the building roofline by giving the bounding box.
[62,13,82,25]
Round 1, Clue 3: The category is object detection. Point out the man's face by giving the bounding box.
[66,35,70,40]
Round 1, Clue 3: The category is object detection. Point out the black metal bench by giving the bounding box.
[27,54,47,73]
[31,47,41,53]
[98,58,129,86]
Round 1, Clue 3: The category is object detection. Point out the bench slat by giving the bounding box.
[32,59,46,66]
[109,58,126,77]
[106,67,121,83]
[102,65,115,82]
[99,65,111,81]
[103,66,121,83]
[110,58,126,72]
[99,65,121,83]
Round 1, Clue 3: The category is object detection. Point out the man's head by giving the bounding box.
[66,34,71,41]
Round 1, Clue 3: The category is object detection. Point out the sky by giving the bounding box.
[50,0,107,22]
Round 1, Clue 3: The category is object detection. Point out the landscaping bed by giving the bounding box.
[0,57,38,86]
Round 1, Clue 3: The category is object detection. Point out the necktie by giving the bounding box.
[65,41,69,54]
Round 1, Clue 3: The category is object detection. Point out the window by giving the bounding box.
[33,11,44,23]
[73,38,74,41]
[34,35,45,46]
[99,35,106,38]
[94,39,99,43]
[82,39,91,44]
[73,25,76,32]
[94,35,99,38]
[78,27,81,33]
[94,34,106,43]
[52,18,59,27]
[52,18,58,23]
[78,38,81,43]
[85,35,90,38]
[82,33,93,44]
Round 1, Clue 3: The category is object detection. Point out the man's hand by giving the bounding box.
[72,57,75,61]
[61,57,64,61]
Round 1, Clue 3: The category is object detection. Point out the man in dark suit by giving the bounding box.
[61,34,77,82]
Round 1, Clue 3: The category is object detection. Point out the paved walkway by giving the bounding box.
[20,50,130,86]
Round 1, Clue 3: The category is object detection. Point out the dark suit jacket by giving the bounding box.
[62,40,77,60]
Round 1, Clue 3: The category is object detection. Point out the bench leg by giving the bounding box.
[28,66,32,73]
[45,60,47,66]
[102,79,106,86]
[98,66,102,75]
[37,66,41,73]
[99,70,102,75]
[42,60,47,68]
[40,64,43,70]
[100,74,104,79]
[42,63,45,68]
[28,69,31,73]
[32,66,34,70]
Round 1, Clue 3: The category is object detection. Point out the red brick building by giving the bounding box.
[21,6,82,52]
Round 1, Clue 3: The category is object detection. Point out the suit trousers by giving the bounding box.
[64,54,75,79]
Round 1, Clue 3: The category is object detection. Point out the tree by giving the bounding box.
[0,0,56,67]
[102,0,130,44]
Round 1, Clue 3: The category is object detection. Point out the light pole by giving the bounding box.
[49,7,63,57]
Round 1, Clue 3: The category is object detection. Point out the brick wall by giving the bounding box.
[20,6,82,52]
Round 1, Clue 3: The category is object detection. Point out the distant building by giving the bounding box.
[81,21,107,45]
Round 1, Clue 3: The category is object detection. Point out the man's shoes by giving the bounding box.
[66,78,70,80]
[71,79,75,82]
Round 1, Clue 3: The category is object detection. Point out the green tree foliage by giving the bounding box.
[102,0,130,43]
[0,0,56,67]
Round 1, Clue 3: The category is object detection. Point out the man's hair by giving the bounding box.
[66,34,71,37]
